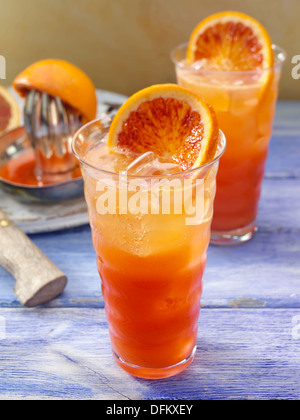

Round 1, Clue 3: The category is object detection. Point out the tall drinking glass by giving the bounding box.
[73,118,226,379]
[172,44,286,244]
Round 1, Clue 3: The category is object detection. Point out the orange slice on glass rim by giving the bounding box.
[107,84,219,171]
[187,11,274,72]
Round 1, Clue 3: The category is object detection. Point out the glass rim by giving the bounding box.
[72,118,227,179]
[171,42,286,74]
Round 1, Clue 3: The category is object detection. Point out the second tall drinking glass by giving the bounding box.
[172,43,286,244]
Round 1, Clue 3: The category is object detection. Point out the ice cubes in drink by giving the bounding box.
[84,137,182,177]
[124,152,182,176]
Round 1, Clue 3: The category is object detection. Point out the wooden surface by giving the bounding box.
[0,101,299,400]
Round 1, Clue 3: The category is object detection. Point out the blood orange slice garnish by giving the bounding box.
[107,84,219,170]
[0,85,20,135]
[187,11,274,71]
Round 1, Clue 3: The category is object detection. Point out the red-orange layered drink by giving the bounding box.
[73,85,226,378]
[172,12,286,244]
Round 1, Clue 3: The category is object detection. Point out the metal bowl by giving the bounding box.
[0,126,84,202]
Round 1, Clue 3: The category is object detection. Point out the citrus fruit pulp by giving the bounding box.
[12,59,97,122]
[107,84,219,171]
[187,11,274,71]
[0,85,20,135]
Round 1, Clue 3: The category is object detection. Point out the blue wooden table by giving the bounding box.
[0,101,299,400]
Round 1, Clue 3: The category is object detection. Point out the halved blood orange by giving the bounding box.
[187,11,274,71]
[107,84,219,170]
[13,59,97,123]
[0,85,20,135]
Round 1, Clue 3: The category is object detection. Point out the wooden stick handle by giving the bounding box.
[0,209,67,306]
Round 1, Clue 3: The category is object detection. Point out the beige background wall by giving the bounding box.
[1,0,299,99]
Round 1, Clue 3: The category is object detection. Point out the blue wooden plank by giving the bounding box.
[0,307,299,400]
[273,101,300,135]
[265,101,300,177]
[204,230,300,309]
[0,177,299,308]
[258,178,300,231]
[0,230,299,309]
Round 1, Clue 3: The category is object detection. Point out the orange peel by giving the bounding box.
[13,59,97,122]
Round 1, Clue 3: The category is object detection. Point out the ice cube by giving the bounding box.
[124,152,181,176]
[191,59,209,70]
[125,151,155,175]
[84,142,116,172]
[84,142,134,173]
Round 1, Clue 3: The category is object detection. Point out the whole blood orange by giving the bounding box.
[107,84,219,170]
[187,11,274,71]
[0,85,20,135]
[12,59,97,122]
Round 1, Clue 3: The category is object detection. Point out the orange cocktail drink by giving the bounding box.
[73,85,226,379]
[172,12,286,244]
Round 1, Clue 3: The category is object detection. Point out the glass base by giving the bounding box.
[210,221,257,246]
[113,346,197,379]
